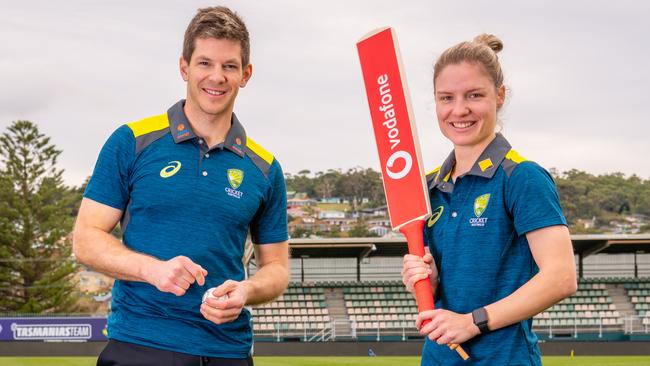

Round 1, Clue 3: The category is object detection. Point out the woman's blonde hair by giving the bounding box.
[433,34,504,90]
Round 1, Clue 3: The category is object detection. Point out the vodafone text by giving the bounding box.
[377,74,412,180]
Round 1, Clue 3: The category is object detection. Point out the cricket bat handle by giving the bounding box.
[399,220,470,361]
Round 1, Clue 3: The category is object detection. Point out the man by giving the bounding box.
[73,7,289,366]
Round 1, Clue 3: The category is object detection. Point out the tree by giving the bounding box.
[314,169,341,199]
[0,121,79,313]
[337,167,384,211]
[347,219,378,238]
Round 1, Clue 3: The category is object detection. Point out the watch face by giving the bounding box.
[472,308,489,333]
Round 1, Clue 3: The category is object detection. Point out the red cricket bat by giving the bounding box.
[357,27,469,361]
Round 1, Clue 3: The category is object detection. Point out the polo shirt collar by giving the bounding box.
[167,100,196,143]
[166,100,247,158]
[430,133,512,191]
[223,114,247,157]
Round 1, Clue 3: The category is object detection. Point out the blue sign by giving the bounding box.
[0,317,108,341]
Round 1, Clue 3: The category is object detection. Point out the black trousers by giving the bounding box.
[97,339,254,366]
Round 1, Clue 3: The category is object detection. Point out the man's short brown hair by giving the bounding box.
[183,6,250,66]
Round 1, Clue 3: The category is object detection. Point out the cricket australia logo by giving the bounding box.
[469,193,490,227]
[225,169,244,199]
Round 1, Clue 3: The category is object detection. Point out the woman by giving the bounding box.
[401,34,577,365]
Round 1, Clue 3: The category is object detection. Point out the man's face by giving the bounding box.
[180,37,252,119]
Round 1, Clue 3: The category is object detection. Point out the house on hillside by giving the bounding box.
[321,217,357,232]
[368,218,391,227]
[318,210,346,219]
[287,207,311,219]
[320,197,342,204]
[369,225,391,237]
[353,205,388,218]
[287,197,317,208]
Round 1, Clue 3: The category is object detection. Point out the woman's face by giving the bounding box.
[434,61,505,149]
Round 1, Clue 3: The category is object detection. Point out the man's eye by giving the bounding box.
[468,93,483,99]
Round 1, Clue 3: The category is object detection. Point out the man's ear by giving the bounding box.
[179,56,189,82]
[240,63,253,87]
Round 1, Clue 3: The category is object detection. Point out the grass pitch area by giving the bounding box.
[2,356,650,365]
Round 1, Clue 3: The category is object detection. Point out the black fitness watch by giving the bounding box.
[472,307,490,334]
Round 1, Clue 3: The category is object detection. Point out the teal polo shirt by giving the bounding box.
[421,133,567,366]
[84,100,288,358]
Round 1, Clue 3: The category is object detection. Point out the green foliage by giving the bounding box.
[286,166,649,235]
[285,168,385,209]
[347,220,379,238]
[0,121,80,313]
[553,169,649,233]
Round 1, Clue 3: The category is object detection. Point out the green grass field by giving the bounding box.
[2,356,650,366]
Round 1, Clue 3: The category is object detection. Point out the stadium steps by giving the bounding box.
[324,287,353,339]
[606,284,636,317]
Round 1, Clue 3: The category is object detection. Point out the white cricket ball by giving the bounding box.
[202,287,229,303]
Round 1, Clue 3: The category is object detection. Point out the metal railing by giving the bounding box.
[624,315,650,335]
[253,315,650,342]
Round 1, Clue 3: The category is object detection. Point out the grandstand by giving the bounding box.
[246,234,650,344]
[250,278,650,343]
[2,234,650,357]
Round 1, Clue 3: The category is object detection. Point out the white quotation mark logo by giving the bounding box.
[385,151,413,180]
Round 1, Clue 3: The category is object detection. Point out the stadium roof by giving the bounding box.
[289,234,650,260]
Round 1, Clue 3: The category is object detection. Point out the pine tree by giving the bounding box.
[0,120,79,313]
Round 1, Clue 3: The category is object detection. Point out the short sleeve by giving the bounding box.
[250,159,289,244]
[84,125,135,210]
[506,161,567,236]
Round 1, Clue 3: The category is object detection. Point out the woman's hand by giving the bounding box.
[401,252,437,295]
[416,309,480,345]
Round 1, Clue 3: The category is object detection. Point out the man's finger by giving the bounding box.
[185,265,207,286]
[213,280,237,297]
[205,297,231,310]
[173,275,192,291]
[178,257,208,285]
[166,282,187,297]
[201,303,241,320]
[195,269,206,286]
[177,266,196,285]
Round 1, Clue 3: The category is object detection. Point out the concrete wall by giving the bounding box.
[2,341,650,357]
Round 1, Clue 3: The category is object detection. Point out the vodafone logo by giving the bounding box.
[386,151,412,179]
[377,73,413,181]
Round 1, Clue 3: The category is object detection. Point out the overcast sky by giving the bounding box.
[2,0,649,186]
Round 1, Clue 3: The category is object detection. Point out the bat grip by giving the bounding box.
[399,219,469,361]
[399,220,434,314]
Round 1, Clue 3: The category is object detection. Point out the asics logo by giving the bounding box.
[427,206,444,227]
[160,161,181,178]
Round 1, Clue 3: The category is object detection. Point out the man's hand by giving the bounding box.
[200,279,250,325]
[144,255,207,296]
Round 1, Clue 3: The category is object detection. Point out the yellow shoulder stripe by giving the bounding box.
[426,166,441,176]
[126,114,169,138]
[505,149,527,164]
[246,137,274,165]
